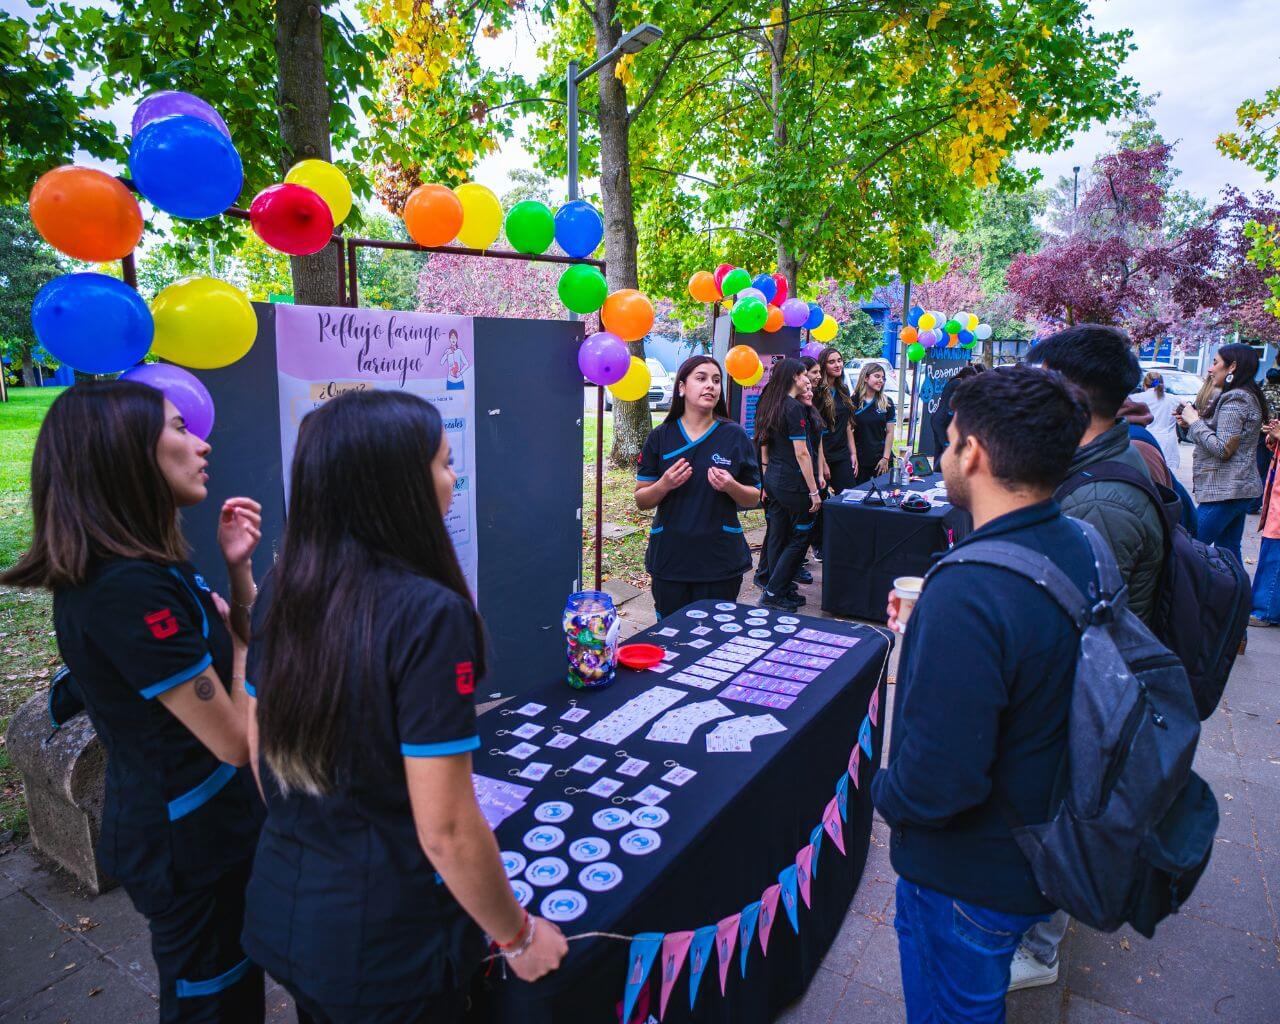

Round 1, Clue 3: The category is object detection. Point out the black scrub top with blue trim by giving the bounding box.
[822,396,854,466]
[853,395,896,468]
[52,559,262,914]
[637,418,760,583]
[762,395,811,508]
[241,568,487,1006]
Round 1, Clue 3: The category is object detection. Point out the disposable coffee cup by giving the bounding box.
[892,576,924,624]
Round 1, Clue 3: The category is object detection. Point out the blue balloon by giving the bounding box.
[751,273,777,303]
[554,200,605,258]
[958,328,975,345]
[32,273,154,374]
[908,305,925,328]
[129,114,243,219]
[805,302,824,330]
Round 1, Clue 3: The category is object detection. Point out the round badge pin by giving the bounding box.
[524,856,569,887]
[619,828,662,856]
[719,623,742,633]
[593,807,631,832]
[568,836,611,863]
[510,879,534,907]
[714,603,737,611]
[686,609,708,619]
[630,806,670,829]
[534,800,574,823]
[541,889,588,922]
[579,861,624,893]
[775,624,797,634]
[778,616,800,625]
[712,613,735,622]
[501,851,527,879]
[523,825,565,852]
[748,628,771,638]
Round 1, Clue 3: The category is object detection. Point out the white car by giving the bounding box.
[604,358,673,410]
[843,359,911,407]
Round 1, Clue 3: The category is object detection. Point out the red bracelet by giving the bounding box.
[496,909,530,950]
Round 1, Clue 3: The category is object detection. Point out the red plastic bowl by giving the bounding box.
[618,643,665,670]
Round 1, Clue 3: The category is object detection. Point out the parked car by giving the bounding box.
[843,359,911,411]
[604,358,673,411]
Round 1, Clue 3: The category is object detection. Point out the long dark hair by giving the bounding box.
[800,355,834,429]
[752,357,807,447]
[257,390,485,796]
[1215,343,1267,420]
[819,346,855,414]
[1,381,188,590]
[664,355,729,423]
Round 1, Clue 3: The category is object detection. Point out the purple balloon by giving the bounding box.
[578,331,629,386]
[802,341,825,359]
[918,329,938,348]
[737,287,768,305]
[132,91,230,139]
[781,298,810,328]
[120,362,216,439]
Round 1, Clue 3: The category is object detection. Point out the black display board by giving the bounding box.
[726,326,804,430]
[915,347,973,457]
[180,304,585,699]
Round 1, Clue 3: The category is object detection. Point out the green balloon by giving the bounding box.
[907,341,926,362]
[721,267,752,296]
[557,264,609,314]
[731,295,768,333]
[943,319,962,336]
[505,200,556,254]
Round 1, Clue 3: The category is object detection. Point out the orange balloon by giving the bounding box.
[900,325,918,344]
[688,270,719,303]
[403,184,463,247]
[762,305,784,333]
[601,289,655,342]
[725,344,760,380]
[29,166,143,262]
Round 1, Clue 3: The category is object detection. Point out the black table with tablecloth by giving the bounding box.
[472,600,891,1024]
[821,472,972,622]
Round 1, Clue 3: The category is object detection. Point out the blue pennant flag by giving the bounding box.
[858,715,874,759]
[623,932,663,1024]
[738,901,761,977]
[810,823,824,880]
[836,773,849,822]
[778,864,800,933]
[688,925,717,1011]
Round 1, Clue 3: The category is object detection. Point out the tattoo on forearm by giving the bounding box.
[193,675,216,702]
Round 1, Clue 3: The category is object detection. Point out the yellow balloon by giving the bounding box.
[285,159,353,226]
[453,182,503,249]
[734,363,765,387]
[608,356,652,402]
[151,277,257,369]
[918,312,936,331]
[812,314,838,343]
[966,313,979,331]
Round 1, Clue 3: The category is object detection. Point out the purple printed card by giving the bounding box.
[762,648,835,671]
[746,659,820,683]
[731,672,807,696]
[720,684,796,710]
[795,628,859,648]
[780,639,848,660]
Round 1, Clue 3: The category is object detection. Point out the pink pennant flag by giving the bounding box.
[822,795,846,855]
[796,846,814,908]
[758,884,781,955]
[848,744,862,786]
[658,931,694,1020]
[716,914,740,995]
[869,686,881,727]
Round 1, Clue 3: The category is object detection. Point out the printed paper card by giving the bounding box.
[762,648,835,671]
[659,931,694,1019]
[758,884,781,955]
[623,933,663,1024]
[688,926,717,1010]
[729,672,807,697]
[795,627,859,648]
[719,684,796,711]
[581,686,686,745]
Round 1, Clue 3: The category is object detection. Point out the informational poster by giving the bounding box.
[917,346,972,456]
[739,354,787,438]
[274,304,478,591]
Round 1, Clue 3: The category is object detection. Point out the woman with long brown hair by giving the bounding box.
[852,362,897,485]
[818,346,859,492]
[242,389,565,1023]
[2,381,265,1023]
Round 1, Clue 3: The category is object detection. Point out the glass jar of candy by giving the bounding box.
[563,590,619,690]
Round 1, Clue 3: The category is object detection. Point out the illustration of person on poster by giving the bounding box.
[441,328,470,390]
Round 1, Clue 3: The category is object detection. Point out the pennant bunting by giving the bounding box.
[822,795,846,855]
[810,824,824,879]
[623,932,663,1024]
[758,884,781,955]
[715,914,739,995]
[796,845,814,908]
[617,980,651,1024]
[688,925,717,1011]
[659,931,694,1020]
[778,864,800,932]
[858,715,874,759]
[836,773,849,822]
[869,685,881,727]
[738,901,761,977]
[848,743,861,785]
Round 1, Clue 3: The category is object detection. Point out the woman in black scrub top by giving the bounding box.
[2,381,265,1024]
[635,355,761,618]
[852,361,897,485]
[243,390,566,1024]
[818,346,859,491]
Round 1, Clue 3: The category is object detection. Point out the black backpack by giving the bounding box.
[1056,461,1251,719]
[929,520,1218,937]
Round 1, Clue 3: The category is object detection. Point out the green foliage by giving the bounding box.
[354,209,425,311]
[835,314,885,360]
[947,183,1046,296]
[1218,84,1280,181]
[0,205,63,382]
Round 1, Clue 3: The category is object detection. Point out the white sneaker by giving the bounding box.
[1008,947,1059,992]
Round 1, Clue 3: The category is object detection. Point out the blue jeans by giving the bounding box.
[1253,537,1280,624]
[1196,497,1252,568]
[894,878,1049,1023]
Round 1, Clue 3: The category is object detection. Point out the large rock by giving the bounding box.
[5,691,114,894]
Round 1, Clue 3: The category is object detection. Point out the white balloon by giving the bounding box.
[975,323,993,341]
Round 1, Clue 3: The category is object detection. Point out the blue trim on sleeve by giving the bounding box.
[243,680,256,698]
[795,522,814,531]
[167,762,237,821]
[722,525,744,534]
[139,652,213,700]
[401,735,481,758]
[636,475,659,482]
[176,957,251,998]
[788,434,806,441]
[167,567,209,640]
[649,526,665,535]
[663,420,720,460]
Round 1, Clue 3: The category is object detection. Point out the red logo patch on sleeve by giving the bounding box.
[455,661,475,695]
[144,609,179,640]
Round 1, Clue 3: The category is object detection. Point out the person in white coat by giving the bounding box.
[1137,372,1181,470]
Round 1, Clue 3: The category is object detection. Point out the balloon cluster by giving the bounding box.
[687,264,837,343]
[724,344,764,387]
[899,305,992,362]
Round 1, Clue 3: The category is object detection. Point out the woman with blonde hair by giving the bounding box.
[1137,370,1181,470]
[852,362,897,485]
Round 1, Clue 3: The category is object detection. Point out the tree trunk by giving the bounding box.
[21,351,36,387]
[593,0,648,469]
[275,0,340,306]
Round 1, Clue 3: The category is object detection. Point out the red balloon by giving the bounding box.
[249,183,334,256]
[771,273,789,307]
[713,263,736,291]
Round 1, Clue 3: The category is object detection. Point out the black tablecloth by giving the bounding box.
[475,600,890,1023]
[821,472,972,622]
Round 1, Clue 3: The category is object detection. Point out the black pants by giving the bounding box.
[763,501,814,597]
[147,861,263,1023]
[293,987,466,1024]
[651,575,744,619]
[827,457,858,493]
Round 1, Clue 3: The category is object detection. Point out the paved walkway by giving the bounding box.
[4,485,1279,1021]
